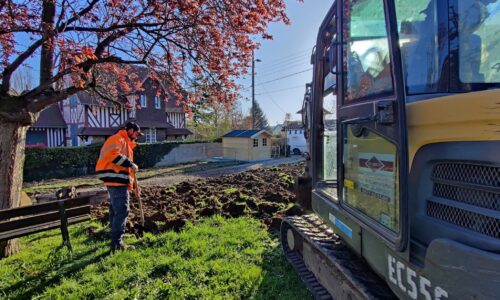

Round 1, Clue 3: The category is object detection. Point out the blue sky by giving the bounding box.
[238,0,333,125]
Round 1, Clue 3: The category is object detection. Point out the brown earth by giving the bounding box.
[91,163,305,235]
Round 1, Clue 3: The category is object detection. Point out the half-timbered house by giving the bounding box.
[61,69,192,146]
[26,104,67,148]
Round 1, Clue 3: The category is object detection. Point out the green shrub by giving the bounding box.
[24,141,187,181]
[133,142,178,169]
[24,143,102,181]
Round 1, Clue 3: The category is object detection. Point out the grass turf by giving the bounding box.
[0,216,311,299]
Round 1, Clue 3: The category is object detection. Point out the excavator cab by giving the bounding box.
[283,0,500,299]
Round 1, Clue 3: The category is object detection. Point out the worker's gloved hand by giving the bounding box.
[134,186,142,198]
[131,163,139,172]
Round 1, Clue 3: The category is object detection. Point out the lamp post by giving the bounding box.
[251,49,261,129]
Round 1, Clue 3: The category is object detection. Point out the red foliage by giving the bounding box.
[0,0,293,117]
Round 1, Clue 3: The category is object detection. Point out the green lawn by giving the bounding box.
[0,216,311,299]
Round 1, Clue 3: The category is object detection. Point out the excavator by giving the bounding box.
[281,0,500,299]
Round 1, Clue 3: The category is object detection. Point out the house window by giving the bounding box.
[145,128,156,143]
[140,95,147,108]
[155,96,161,109]
[253,139,258,147]
[129,107,136,119]
[295,130,297,134]
[262,138,267,146]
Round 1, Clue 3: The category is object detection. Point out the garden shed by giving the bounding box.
[222,130,272,161]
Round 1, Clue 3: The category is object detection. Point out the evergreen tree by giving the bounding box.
[252,101,270,130]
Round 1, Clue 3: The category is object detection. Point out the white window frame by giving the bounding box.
[155,96,161,109]
[262,138,267,146]
[140,94,147,108]
[145,128,157,143]
[253,138,258,147]
[129,107,136,119]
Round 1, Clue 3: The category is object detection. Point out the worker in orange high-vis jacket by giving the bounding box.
[96,122,143,252]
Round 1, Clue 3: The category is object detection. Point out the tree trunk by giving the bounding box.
[0,119,27,258]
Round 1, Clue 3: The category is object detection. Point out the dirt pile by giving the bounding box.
[91,163,305,234]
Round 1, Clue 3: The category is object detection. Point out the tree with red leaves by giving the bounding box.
[0,0,290,257]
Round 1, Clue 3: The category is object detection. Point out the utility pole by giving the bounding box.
[251,49,261,129]
[251,50,256,129]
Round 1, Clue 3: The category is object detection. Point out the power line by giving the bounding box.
[256,51,311,72]
[257,84,287,114]
[253,68,313,87]
[257,60,310,78]
[255,84,305,95]
[257,47,311,66]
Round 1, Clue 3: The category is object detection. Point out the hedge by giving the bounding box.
[23,141,211,181]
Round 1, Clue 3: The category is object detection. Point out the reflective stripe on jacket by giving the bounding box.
[95,130,137,189]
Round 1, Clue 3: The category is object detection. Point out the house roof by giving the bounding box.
[77,127,120,136]
[32,104,67,128]
[137,120,174,129]
[77,91,122,107]
[282,121,303,131]
[223,129,272,138]
[166,128,193,136]
[271,124,283,134]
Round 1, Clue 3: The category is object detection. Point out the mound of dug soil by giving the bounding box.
[91,163,305,234]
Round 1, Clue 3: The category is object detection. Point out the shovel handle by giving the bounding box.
[131,169,145,227]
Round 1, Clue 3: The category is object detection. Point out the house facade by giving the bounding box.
[26,104,67,148]
[222,130,272,161]
[282,120,308,155]
[59,73,192,146]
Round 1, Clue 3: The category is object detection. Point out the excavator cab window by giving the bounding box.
[340,0,401,234]
[395,0,500,98]
[316,8,339,199]
[343,0,394,102]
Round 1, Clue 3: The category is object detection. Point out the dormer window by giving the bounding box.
[155,96,161,109]
[140,95,147,108]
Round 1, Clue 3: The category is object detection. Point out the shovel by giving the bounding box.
[132,170,145,227]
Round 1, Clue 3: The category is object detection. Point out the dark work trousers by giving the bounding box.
[107,186,129,248]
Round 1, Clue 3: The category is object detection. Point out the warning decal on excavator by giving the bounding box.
[357,153,395,203]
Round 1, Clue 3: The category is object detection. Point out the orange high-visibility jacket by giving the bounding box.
[95,130,137,189]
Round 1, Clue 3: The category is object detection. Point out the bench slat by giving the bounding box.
[0,205,90,233]
[0,215,91,241]
[0,196,91,221]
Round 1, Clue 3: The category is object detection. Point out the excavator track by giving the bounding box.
[281,214,397,300]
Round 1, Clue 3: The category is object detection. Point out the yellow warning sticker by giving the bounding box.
[344,179,355,190]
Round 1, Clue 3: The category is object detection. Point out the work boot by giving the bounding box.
[111,242,134,253]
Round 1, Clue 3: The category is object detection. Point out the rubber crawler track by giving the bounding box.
[281,214,397,300]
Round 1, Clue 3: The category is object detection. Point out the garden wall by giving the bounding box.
[154,143,222,167]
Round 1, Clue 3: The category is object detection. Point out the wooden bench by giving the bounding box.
[0,196,91,252]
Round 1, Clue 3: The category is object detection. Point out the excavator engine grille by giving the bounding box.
[433,183,500,211]
[432,163,500,187]
[428,162,500,238]
[426,201,500,238]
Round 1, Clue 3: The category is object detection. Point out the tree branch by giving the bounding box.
[0,27,42,35]
[63,22,166,33]
[1,39,43,94]
[56,0,99,33]
[22,55,145,102]
[26,84,83,112]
